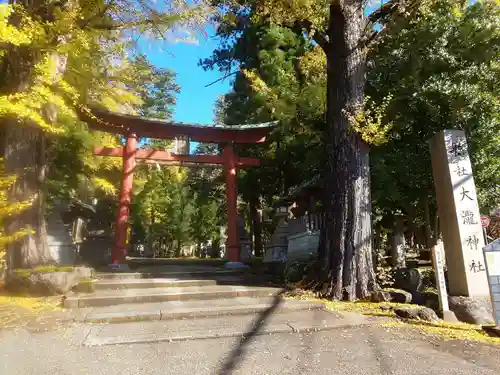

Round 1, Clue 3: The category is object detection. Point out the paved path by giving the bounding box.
[1,323,499,375]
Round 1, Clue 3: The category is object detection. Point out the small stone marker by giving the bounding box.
[483,239,500,325]
[481,215,491,245]
[429,130,490,297]
[432,241,457,321]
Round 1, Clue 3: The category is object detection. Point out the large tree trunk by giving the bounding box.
[0,3,68,270]
[0,21,50,269]
[2,124,53,269]
[318,1,377,300]
[249,195,263,257]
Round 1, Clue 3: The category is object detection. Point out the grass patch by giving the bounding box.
[288,289,500,345]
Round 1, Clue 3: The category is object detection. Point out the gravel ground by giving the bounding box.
[1,323,499,375]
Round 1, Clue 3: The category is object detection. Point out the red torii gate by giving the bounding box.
[79,107,275,266]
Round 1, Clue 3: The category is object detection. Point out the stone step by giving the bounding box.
[126,257,227,267]
[73,296,325,323]
[96,269,243,280]
[93,278,218,291]
[64,285,283,308]
[81,309,386,347]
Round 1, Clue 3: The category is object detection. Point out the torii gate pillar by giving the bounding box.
[112,133,137,265]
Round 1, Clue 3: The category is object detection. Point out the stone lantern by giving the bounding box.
[263,204,290,263]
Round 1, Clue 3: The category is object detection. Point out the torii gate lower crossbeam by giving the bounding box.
[95,135,261,264]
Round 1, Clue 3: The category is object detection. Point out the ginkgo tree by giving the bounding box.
[0,0,211,269]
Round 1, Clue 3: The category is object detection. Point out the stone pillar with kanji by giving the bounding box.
[429,129,489,297]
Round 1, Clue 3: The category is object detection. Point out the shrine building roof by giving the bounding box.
[78,106,277,144]
[278,174,323,205]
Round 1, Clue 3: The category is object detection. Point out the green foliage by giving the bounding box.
[129,55,181,120]
[204,20,326,211]
[368,0,500,222]
[130,144,228,256]
[187,151,226,252]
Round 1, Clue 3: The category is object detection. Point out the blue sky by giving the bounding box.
[139,2,387,125]
[140,28,232,125]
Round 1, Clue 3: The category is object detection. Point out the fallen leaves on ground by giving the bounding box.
[0,282,63,330]
[288,289,500,345]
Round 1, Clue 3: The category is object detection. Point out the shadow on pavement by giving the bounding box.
[218,289,287,375]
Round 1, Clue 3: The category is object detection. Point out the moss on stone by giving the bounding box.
[14,265,74,278]
[71,277,95,293]
[79,277,93,284]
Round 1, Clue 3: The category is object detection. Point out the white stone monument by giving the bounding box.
[429,129,489,297]
[432,241,457,321]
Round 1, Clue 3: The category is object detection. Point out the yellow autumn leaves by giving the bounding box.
[0,159,34,273]
[242,44,393,146]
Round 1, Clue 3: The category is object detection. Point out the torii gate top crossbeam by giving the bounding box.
[78,107,277,144]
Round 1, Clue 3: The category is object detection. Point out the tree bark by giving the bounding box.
[423,198,433,248]
[0,4,52,269]
[249,195,263,257]
[2,124,53,269]
[317,1,377,300]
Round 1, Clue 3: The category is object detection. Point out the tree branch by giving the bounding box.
[362,0,420,49]
[77,0,117,30]
[363,0,400,41]
[297,20,329,53]
[367,0,400,26]
[205,70,239,88]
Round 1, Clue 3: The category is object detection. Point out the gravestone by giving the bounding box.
[429,130,489,297]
